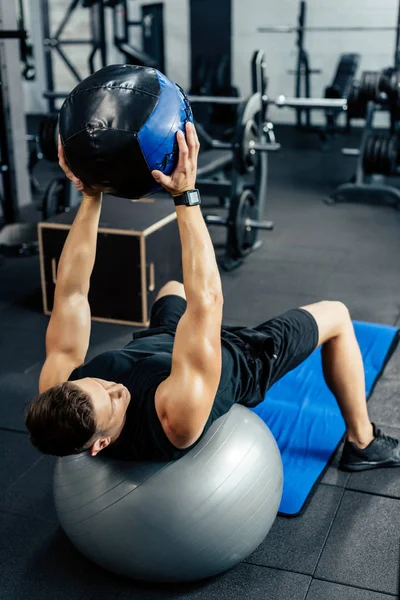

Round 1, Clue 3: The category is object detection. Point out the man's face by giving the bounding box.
[73,377,131,455]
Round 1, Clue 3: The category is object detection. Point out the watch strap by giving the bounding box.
[173,189,201,206]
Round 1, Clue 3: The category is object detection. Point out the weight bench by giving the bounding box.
[325,53,360,100]
[322,53,360,141]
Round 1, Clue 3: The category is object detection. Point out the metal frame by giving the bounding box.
[112,0,157,68]
[41,0,107,113]
[0,0,31,224]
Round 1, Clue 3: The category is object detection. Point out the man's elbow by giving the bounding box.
[191,290,224,313]
[162,414,203,450]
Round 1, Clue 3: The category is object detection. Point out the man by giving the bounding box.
[26,123,400,471]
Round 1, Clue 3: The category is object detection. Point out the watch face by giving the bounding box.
[187,190,199,205]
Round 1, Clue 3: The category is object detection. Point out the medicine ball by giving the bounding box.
[59,64,193,199]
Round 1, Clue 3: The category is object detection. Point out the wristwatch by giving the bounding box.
[173,189,201,207]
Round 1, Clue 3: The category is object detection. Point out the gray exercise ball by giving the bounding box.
[54,405,283,583]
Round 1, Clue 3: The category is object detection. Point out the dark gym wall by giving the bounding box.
[190,0,232,93]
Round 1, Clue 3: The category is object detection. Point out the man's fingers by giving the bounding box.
[58,140,75,180]
[152,169,171,188]
[176,130,189,171]
[185,122,200,162]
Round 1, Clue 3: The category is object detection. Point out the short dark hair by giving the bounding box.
[25,382,97,457]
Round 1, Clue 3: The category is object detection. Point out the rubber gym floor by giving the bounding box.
[1,125,399,600]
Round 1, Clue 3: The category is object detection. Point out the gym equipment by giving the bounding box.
[190,89,278,267]
[252,321,399,516]
[41,0,108,113]
[258,0,400,125]
[41,0,165,112]
[54,404,283,582]
[38,114,59,163]
[324,54,360,134]
[250,48,355,149]
[17,0,35,80]
[325,55,360,100]
[112,0,162,70]
[331,102,400,208]
[0,1,32,226]
[39,197,182,325]
[362,134,398,176]
[59,64,193,199]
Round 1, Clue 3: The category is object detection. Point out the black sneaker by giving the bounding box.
[339,424,400,472]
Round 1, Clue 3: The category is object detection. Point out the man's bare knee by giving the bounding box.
[155,281,186,302]
[300,300,351,346]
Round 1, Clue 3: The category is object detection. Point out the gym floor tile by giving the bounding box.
[380,343,400,381]
[0,511,94,600]
[0,370,39,430]
[367,378,400,429]
[0,304,49,331]
[112,564,311,600]
[325,272,400,313]
[0,325,46,376]
[0,430,42,492]
[244,484,344,575]
[230,259,332,297]
[222,269,324,323]
[314,491,399,595]
[320,440,351,488]
[306,579,396,600]
[0,453,57,523]
[0,255,42,306]
[222,291,319,327]
[88,321,136,354]
[319,289,400,326]
[248,242,349,269]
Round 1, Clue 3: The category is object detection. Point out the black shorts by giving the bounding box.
[253,308,319,389]
[149,295,319,390]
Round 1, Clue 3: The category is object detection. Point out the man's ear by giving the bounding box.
[90,437,111,457]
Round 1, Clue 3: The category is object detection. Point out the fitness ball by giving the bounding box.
[54,405,283,583]
[59,64,193,199]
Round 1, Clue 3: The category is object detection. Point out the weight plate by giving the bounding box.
[362,134,375,175]
[241,119,259,174]
[39,114,59,163]
[387,135,398,175]
[42,177,66,220]
[379,135,388,174]
[231,189,258,258]
[234,93,263,175]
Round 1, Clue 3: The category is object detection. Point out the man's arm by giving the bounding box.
[39,144,102,393]
[152,123,224,449]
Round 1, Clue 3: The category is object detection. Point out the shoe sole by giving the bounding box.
[340,459,400,472]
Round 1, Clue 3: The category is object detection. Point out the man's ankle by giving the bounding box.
[346,422,374,449]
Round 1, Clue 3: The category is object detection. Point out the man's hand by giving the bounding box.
[152,122,200,197]
[58,137,100,199]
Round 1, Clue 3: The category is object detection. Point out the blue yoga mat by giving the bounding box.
[251,321,399,517]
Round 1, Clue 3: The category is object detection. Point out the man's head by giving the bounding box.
[25,378,131,457]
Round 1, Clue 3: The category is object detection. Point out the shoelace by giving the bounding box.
[375,428,399,449]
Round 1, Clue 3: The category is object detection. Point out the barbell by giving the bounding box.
[189,94,348,111]
[205,189,274,259]
[258,25,400,33]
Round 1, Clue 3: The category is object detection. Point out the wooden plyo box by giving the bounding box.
[38,196,182,326]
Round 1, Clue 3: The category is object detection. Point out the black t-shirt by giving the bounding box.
[69,326,274,461]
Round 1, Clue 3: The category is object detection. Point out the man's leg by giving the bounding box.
[148,281,187,330]
[154,281,186,303]
[301,301,374,448]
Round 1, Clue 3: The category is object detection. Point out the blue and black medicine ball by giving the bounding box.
[59,64,193,199]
